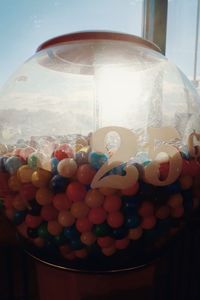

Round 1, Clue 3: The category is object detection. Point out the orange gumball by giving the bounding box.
[70,202,89,218]
[32,169,52,188]
[85,189,104,208]
[80,232,96,246]
[47,221,63,236]
[36,187,54,205]
[58,210,75,227]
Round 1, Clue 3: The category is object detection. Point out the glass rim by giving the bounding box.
[36,31,161,53]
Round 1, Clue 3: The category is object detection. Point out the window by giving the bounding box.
[166,0,200,93]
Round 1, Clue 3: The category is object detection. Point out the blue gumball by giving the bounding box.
[13,210,27,225]
[0,156,9,171]
[50,174,69,193]
[64,225,80,239]
[5,156,24,174]
[70,238,85,250]
[88,151,108,170]
[50,157,59,175]
[112,226,128,239]
[125,214,140,229]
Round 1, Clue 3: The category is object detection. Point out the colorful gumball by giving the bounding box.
[128,226,143,240]
[103,195,121,212]
[155,205,170,219]
[93,223,112,237]
[170,206,184,218]
[41,205,58,221]
[5,156,24,175]
[0,156,8,171]
[20,183,37,201]
[66,182,87,202]
[102,246,116,256]
[8,174,21,191]
[107,211,124,228]
[36,187,54,205]
[141,216,156,230]
[53,193,71,211]
[63,225,80,239]
[70,202,89,218]
[28,152,42,169]
[75,148,89,165]
[76,217,93,233]
[85,189,104,208]
[88,151,108,170]
[12,195,27,210]
[27,227,39,239]
[76,164,96,185]
[54,144,73,160]
[80,231,96,246]
[112,226,128,239]
[125,214,140,229]
[57,158,77,178]
[115,238,130,250]
[88,207,107,224]
[25,214,42,228]
[47,221,63,236]
[168,193,183,208]
[13,210,27,225]
[50,175,69,193]
[97,236,114,248]
[38,223,51,239]
[58,210,75,227]
[0,171,10,196]
[59,245,71,257]
[17,165,34,183]
[50,157,59,175]
[75,248,88,259]
[179,175,193,190]
[32,169,52,187]
[138,201,154,217]
[28,199,42,216]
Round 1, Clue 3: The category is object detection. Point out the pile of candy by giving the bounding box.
[0,136,200,261]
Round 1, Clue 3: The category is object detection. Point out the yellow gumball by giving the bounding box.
[17,165,34,183]
[32,168,52,187]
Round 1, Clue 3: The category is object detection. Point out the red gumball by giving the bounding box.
[53,193,72,210]
[76,164,96,185]
[25,214,42,228]
[41,204,58,221]
[103,195,122,212]
[138,201,154,217]
[115,238,130,250]
[54,144,74,160]
[107,211,124,228]
[4,195,14,209]
[66,181,87,202]
[76,217,93,233]
[141,216,156,230]
[97,236,114,248]
[20,183,37,201]
[88,207,107,224]
[0,172,10,197]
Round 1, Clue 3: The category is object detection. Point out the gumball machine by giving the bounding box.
[0,31,200,298]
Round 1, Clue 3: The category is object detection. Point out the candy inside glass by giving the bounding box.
[0,31,200,271]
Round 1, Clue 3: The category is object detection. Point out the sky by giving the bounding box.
[0,0,199,87]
